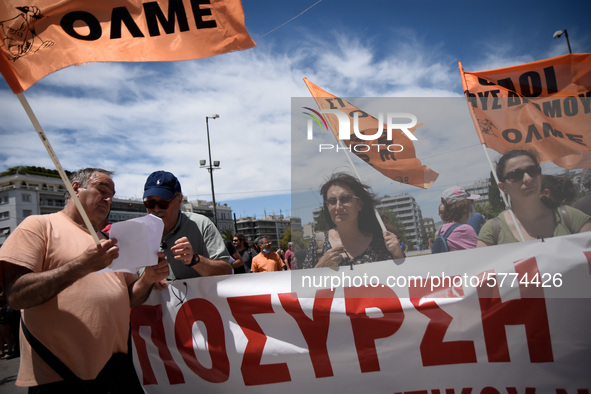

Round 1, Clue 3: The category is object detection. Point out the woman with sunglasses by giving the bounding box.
[302,173,404,269]
[477,150,591,246]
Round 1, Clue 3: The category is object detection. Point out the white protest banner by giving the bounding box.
[131,232,591,393]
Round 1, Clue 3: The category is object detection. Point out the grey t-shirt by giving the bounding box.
[161,211,230,279]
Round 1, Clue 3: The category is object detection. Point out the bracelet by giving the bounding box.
[187,254,200,267]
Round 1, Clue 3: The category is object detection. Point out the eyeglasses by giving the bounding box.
[325,195,360,206]
[232,239,239,243]
[144,196,177,210]
[503,165,541,182]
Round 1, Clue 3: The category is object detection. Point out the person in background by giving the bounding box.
[573,169,591,216]
[0,294,15,360]
[435,202,447,235]
[284,242,296,269]
[435,186,480,252]
[0,168,169,393]
[293,249,307,270]
[142,171,231,280]
[400,241,408,257]
[276,248,285,262]
[438,203,446,222]
[251,237,288,272]
[232,233,256,273]
[251,239,261,254]
[478,150,591,246]
[225,240,245,274]
[466,211,486,235]
[540,174,577,209]
[303,173,404,269]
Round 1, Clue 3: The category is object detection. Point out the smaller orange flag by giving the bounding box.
[459,54,591,169]
[303,78,438,189]
[0,0,255,93]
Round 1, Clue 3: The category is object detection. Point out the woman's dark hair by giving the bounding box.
[540,174,577,209]
[496,150,540,182]
[320,172,381,236]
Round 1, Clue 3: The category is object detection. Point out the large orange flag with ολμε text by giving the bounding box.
[303,78,438,189]
[0,0,255,93]
[459,54,591,169]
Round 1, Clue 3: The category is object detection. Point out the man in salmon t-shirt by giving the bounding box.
[0,168,169,393]
[251,237,288,272]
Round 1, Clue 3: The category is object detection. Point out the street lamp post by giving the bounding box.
[202,114,220,227]
[553,29,572,54]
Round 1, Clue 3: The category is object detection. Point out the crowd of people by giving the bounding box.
[0,150,589,392]
[429,150,591,251]
[477,150,591,246]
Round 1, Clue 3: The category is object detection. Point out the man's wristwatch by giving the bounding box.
[187,254,200,267]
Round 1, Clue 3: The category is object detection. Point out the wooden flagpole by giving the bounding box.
[16,92,101,245]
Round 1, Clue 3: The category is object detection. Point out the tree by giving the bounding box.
[291,230,305,249]
[486,171,505,216]
[313,208,329,233]
[378,208,410,249]
[0,166,72,178]
[279,227,291,250]
[220,229,234,241]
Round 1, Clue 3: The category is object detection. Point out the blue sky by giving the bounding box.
[1,0,590,224]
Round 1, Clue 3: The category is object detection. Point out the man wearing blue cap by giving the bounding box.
[143,171,231,279]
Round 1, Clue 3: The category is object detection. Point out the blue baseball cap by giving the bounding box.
[143,171,182,200]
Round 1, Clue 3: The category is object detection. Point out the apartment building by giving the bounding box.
[376,193,426,249]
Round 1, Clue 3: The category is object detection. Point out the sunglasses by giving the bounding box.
[143,196,177,210]
[325,194,360,206]
[232,239,239,243]
[503,165,541,182]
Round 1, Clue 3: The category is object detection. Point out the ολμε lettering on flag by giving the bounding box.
[459,54,591,169]
[0,0,255,93]
[303,78,438,189]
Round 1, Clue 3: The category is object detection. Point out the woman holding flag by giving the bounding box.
[303,173,404,269]
[477,150,591,246]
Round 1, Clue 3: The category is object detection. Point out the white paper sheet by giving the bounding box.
[101,214,164,273]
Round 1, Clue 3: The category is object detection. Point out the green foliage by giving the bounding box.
[488,171,505,213]
[291,229,305,249]
[0,166,71,178]
[220,229,234,241]
[280,227,305,250]
[313,208,329,233]
[477,171,506,218]
[377,207,410,249]
[279,227,291,250]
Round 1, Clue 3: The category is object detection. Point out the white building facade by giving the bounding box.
[0,170,237,246]
[376,193,426,249]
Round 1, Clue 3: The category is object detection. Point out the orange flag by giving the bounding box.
[0,0,255,93]
[459,54,591,169]
[303,78,438,189]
